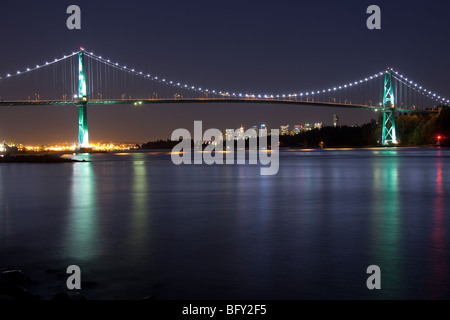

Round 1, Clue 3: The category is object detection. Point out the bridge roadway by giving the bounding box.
[0,98,439,114]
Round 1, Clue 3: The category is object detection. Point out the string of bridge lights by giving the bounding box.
[84,49,390,99]
[84,51,450,105]
[391,69,449,104]
[279,71,386,100]
[84,50,220,96]
[0,51,78,81]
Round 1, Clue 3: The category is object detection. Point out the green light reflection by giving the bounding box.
[128,153,149,249]
[66,158,99,261]
[370,150,402,299]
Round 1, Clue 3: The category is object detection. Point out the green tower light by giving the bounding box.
[78,50,87,99]
[382,68,397,145]
[78,50,89,149]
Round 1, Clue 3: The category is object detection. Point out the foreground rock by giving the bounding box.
[51,292,87,301]
[0,270,39,300]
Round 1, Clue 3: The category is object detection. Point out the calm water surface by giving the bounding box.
[0,148,449,299]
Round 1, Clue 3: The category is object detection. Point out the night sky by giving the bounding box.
[0,0,449,144]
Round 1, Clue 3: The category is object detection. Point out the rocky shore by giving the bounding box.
[0,269,88,300]
[0,269,156,300]
[0,154,82,163]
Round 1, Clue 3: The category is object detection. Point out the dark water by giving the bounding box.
[1,148,449,300]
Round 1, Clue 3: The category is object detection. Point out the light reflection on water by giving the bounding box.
[129,154,149,255]
[66,156,99,262]
[370,151,401,299]
[429,150,449,298]
[0,148,449,299]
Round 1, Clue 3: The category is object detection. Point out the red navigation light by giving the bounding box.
[437,135,442,140]
[80,46,84,50]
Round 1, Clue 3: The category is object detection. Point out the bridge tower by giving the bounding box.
[78,49,89,149]
[382,68,397,145]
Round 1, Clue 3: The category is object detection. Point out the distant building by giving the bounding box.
[1,143,18,152]
[304,123,312,131]
[293,125,301,135]
[237,126,245,140]
[251,125,258,135]
[280,125,289,136]
[259,124,268,137]
[333,114,339,127]
[225,126,245,140]
[314,122,323,130]
[225,129,234,141]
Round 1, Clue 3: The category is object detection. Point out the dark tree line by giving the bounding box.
[140,139,180,149]
[396,107,450,146]
[280,107,450,148]
[279,121,380,148]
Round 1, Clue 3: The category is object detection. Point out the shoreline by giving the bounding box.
[0,144,444,160]
[0,154,82,163]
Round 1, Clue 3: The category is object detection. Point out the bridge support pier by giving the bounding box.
[382,109,397,145]
[78,102,89,149]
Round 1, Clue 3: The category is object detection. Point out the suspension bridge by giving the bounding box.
[0,48,446,148]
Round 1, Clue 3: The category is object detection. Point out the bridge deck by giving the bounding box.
[0,98,439,114]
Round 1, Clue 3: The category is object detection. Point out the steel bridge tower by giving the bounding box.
[78,49,89,149]
[382,68,397,145]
